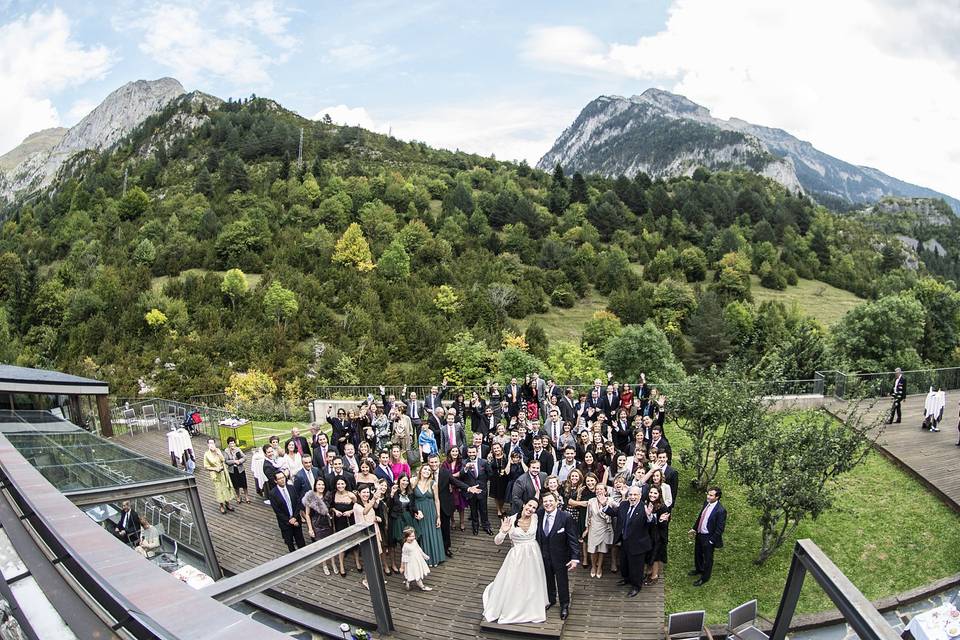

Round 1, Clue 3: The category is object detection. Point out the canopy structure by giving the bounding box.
[0,406,221,578]
[0,364,114,436]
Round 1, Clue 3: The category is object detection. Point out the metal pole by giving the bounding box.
[184,483,223,579]
[358,535,392,633]
[770,547,807,640]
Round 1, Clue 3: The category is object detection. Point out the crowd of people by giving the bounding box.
[201,372,726,618]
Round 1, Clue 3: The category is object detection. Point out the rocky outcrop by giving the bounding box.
[539,89,960,213]
[1,78,185,200]
[0,128,67,173]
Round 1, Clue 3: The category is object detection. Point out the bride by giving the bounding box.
[482,498,549,624]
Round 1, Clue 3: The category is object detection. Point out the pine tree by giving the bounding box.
[333,223,375,272]
[570,172,588,203]
[195,166,213,197]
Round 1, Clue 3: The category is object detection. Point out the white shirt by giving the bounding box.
[555,460,576,482]
[697,501,717,534]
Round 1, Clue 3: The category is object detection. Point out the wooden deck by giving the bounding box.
[114,431,665,639]
[845,392,960,513]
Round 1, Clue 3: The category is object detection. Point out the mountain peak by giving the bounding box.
[634,88,709,117]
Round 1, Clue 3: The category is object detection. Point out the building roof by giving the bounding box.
[0,364,109,395]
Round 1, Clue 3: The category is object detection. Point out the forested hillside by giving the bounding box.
[0,94,957,400]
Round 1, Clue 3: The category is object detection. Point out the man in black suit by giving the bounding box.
[324,458,356,491]
[291,455,321,507]
[428,454,466,557]
[424,379,448,414]
[656,451,679,507]
[611,410,631,452]
[469,432,490,460]
[285,427,311,458]
[688,487,726,586]
[461,445,494,535]
[888,367,906,424]
[406,391,425,436]
[374,450,396,488]
[476,404,498,442]
[261,444,286,504]
[600,383,620,420]
[326,406,350,452]
[269,472,306,552]
[505,377,523,418]
[113,500,141,544]
[602,484,656,597]
[648,426,672,464]
[311,433,337,469]
[536,493,580,620]
[510,458,548,514]
[528,437,554,478]
[559,388,577,425]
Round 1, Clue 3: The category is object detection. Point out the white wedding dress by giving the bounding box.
[482,514,549,624]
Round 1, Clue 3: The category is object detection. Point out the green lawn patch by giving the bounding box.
[749,275,864,327]
[151,269,263,292]
[663,420,960,623]
[251,420,308,447]
[516,289,609,343]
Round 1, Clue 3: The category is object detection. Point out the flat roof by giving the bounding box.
[0,364,109,395]
[0,409,191,493]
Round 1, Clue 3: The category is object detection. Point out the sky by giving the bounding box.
[1,0,958,198]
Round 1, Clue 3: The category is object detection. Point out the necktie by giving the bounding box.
[533,475,540,491]
[449,425,455,446]
[281,487,292,516]
[384,465,394,481]
[543,513,553,534]
[625,505,635,534]
[413,404,418,419]
[697,505,709,532]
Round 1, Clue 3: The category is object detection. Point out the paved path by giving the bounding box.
[115,430,665,639]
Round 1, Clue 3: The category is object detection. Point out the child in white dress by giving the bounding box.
[400,527,432,591]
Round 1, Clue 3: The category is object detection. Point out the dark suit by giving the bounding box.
[374,464,396,488]
[311,444,338,469]
[439,422,466,455]
[661,464,679,507]
[424,386,447,414]
[506,384,523,417]
[292,467,321,508]
[285,435,311,457]
[115,508,141,544]
[600,392,620,419]
[536,509,580,607]
[692,500,726,582]
[528,449,554,479]
[461,457,492,532]
[889,375,906,423]
[559,396,577,425]
[648,437,672,464]
[511,471,547,514]
[262,458,285,493]
[407,400,425,434]
[269,485,306,552]
[611,420,631,452]
[606,500,656,589]
[324,470,356,492]
[436,464,468,551]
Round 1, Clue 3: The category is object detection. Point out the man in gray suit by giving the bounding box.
[511,458,548,514]
[439,412,466,455]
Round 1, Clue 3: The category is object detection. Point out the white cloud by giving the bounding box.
[312,105,379,130]
[0,9,112,155]
[326,41,399,70]
[522,0,960,198]
[124,1,295,90]
[66,98,98,125]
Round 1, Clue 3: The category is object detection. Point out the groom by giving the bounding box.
[536,493,580,620]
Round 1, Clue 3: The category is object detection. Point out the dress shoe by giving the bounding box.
[472,527,479,536]
[545,602,555,611]
[687,569,701,576]
[445,549,454,558]
[484,527,494,535]
[560,606,569,620]
[693,579,708,587]
[617,579,628,585]
[627,588,641,597]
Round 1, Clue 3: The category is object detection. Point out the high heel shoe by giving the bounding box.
[384,567,392,576]
[323,565,330,576]
[339,570,347,578]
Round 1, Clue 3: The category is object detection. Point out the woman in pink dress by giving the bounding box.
[389,444,412,480]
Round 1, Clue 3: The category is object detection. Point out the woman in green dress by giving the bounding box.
[388,474,416,572]
[411,464,446,567]
[203,438,236,514]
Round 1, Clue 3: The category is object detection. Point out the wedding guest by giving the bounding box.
[401,527,433,591]
[491,422,509,450]
[580,451,606,484]
[608,474,628,572]
[355,457,379,493]
[503,450,526,513]
[330,478,358,575]
[643,467,673,508]
[388,475,417,572]
[601,484,655,597]
[461,445,494,535]
[391,402,413,453]
[418,421,439,463]
[443,446,467,531]
[389,445,412,480]
[544,475,564,508]
[113,501,140,544]
[428,453,462,558]
[203,439,236,514]
[412,464,446,566]
[645,485,670,585]
[353,485,386,588]
[689,487,726,586]
[374,450,396,487]
[608,453,629,488]
[135,517,160,558]
[488,442,510,518]
[656,451,680,506]
[269,471,306,552]
[585,483,614,578]
[302,477,336,576]
[224,437,249,504]
[553,446,579,482]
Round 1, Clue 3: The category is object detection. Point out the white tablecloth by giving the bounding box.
[907,604,960,640]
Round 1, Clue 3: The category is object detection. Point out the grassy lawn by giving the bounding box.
[516,289,609,343]
[663,419,960,623]
[750,275,864,327]
[151,269,263,292]
[251,420,308,447]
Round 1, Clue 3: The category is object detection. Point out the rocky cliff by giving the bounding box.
[1,78,186,200]
[539,89,960,213]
